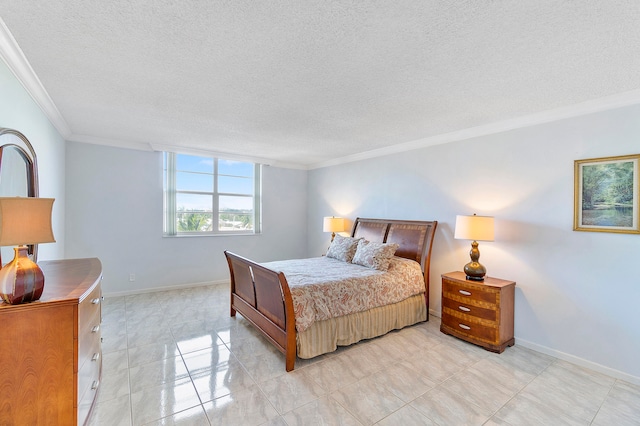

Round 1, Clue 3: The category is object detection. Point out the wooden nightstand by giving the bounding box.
[440,271,515,353]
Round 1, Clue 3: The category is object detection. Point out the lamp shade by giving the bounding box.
[323,216,344,233]
[0,197,56,246]
[454,214,494,242]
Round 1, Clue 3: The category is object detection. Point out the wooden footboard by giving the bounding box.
[224,251,297,371]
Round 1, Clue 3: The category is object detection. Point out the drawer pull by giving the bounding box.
[458,306,471,312]
[92,325,100,333]
[458,324,471,330]
[459,290,472,296]
[91,380,99,390]
[91,298,101,305]
[92,353,100,362]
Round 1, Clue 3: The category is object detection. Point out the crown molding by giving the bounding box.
[148,142,307,169]
[148,143,279,167]
[66,133,153,152]
[150,143,310,169]
[309,90,640,170]
[68,137,309,169]
[0,18,70,138]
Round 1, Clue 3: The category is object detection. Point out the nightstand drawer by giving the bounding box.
[442,279,497,304]
[442,312,497,343]
[442,296,497,322]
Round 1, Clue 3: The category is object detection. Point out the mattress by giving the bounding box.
[262,256,425,332]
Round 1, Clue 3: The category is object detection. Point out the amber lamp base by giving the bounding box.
[463,240,487,281]
[0,246,45,304]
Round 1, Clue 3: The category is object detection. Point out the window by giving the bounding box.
[163,152,261,235]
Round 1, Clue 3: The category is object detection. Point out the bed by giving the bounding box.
[224,217,437,371]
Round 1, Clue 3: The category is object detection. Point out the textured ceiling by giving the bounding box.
[1,1,640,168]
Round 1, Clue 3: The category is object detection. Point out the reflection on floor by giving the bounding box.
[89,284,640,425]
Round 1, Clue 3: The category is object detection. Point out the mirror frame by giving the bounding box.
[0,127,40,264]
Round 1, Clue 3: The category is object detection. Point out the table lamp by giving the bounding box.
[454,214,494,281]
[323,216,345,243]
[0,197,55,304]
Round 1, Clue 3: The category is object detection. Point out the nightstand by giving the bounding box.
[440,271,515,353]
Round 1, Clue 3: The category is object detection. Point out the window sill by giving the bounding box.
[163,232,260,238]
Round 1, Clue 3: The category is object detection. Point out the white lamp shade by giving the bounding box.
[454,215,494,242]
[323,216,344,233]
[0,197,56,246]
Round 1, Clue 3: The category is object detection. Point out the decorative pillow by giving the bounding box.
[352,239,399,271]
[326,234,362,262]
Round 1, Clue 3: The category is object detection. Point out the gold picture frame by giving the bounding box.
[574,154,640,234]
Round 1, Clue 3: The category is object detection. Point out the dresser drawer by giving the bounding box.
[78,384,99,426]
[78,335,101,404]
[79,283,102,330]
[443,279,497,305]
[442,312,497,343]
[78,317,101,371]
[442,296,497,322]
[78,364,100,426]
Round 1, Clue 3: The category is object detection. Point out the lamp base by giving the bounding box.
[0,246,45,304]
[463,240,487,281]
[463,261,486,282]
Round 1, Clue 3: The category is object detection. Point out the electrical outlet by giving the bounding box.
[129,273,135,282]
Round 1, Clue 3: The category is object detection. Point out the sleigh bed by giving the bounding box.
[224,217,437,371]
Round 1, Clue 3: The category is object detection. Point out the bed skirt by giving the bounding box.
[296,294,427,359]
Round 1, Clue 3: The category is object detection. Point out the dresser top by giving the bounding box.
[0,257,102,310]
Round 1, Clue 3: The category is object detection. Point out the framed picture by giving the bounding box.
[574,154,640,234]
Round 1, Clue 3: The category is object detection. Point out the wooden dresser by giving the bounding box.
[0,258,103,425]
[440,271,515,353]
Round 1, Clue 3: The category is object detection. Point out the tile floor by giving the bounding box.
[89,283,640,426]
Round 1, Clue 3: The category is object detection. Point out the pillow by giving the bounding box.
[326,234,361,262]
[352,239,399,271]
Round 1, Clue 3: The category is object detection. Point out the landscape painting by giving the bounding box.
[574,154,640,234]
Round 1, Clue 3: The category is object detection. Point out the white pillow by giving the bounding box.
[352,239,399,270]
[326,234,361,262]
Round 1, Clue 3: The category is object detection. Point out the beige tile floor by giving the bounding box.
[89,284,640,426]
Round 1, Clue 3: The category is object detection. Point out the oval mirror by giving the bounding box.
[0,128,39,265]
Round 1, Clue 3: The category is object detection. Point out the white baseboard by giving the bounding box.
[429,310,639,386]
[516,338,640,386]
[103,279,229,298]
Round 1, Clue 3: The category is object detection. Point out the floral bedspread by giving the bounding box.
[261,256,425,332]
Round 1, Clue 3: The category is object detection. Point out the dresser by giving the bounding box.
[0,258,103,425]
[440,271,515,353]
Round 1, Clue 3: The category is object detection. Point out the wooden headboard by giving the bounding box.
[351,217,438,306]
